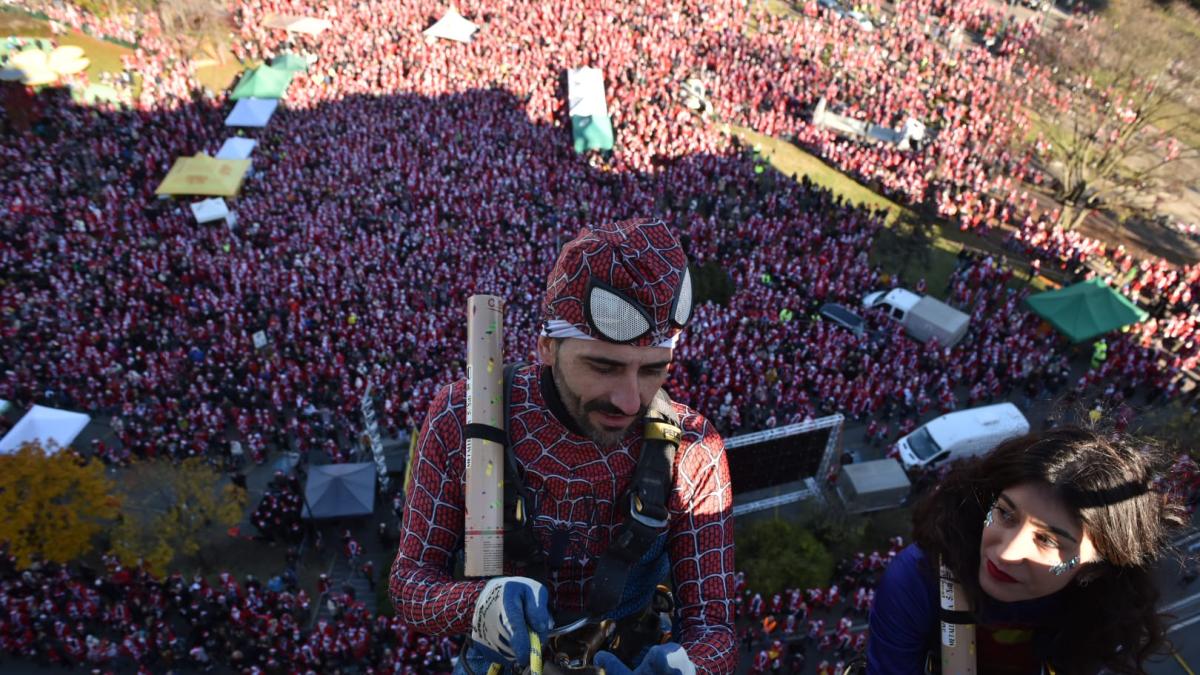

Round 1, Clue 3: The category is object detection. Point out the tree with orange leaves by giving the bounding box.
[0,441,120,566]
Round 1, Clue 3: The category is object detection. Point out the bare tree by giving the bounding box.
[154,0,231,63]
[1029,8,1200,229]
[47,0,233,64]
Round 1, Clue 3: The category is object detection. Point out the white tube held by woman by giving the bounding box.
[939,558,977,674]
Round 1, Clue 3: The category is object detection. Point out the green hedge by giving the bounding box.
[737,518,833,597]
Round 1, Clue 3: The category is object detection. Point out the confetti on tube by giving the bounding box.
[939,558,977,674]
[464,295,506,577]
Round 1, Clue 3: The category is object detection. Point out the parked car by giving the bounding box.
[845,10,875,31]
[819,302,866,336]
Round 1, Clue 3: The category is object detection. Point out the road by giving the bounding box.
[1149,528,1200,675]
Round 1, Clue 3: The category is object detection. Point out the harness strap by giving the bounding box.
[464,423,507,447]
[936,609,976,625]
[585,389,679,620]
[502,363,548,584]
[501,365,681,622]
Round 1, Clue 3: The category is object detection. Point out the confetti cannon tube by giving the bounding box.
[464,295,506,577]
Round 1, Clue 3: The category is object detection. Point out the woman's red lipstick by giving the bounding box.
[986,559,1018,584]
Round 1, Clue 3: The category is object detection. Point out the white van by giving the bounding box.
[896,403,1030,471]
[863,288,970,348]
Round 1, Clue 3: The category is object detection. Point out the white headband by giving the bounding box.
[541,319,680,349]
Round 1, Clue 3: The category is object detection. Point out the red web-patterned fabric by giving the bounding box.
[390,364,737,674]
[543,218,689,348]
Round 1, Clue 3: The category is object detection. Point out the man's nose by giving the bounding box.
[611,372,642,417]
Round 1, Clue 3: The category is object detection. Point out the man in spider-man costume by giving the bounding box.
[390,218,735,675]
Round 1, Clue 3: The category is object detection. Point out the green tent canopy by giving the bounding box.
[571,114,614,153]
[271,53,308,72]
[1024,278,1148,343]
[230,65,293,100]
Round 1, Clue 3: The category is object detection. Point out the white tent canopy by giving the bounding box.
[225,98,278,128]
[190,197,230,224]
[216,137,257,160]
[264,15,333,36]
[423,9,479,43]
[567,67,609,118]
[0,405,91,454]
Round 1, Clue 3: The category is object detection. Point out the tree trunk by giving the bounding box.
[1069,205,1091,230]
[1056,203,1091,230]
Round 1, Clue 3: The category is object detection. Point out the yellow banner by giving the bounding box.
[154,153,250,197]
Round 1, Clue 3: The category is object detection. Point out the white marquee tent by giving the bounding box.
[225,98,278,128]
[0,405,91,454]
[264,15,333,36]
[190,197,230,224]
[567,67,609,118]
[216,137,258,160]
[423,9,479,43]
[566,67,614,152]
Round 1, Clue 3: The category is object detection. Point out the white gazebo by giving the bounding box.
[0,405,91,454]
[216,137,258,160]
[225,98,279,128]
[264,15,333,36]
[190,197,231,224]
[423,9,479,43]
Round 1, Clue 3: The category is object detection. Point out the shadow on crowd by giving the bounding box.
[2,81,888,468]
[0,81,900,673]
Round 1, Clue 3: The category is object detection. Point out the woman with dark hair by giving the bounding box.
[866,427,1187,674]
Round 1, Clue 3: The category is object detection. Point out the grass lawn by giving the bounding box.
[2,8,244,95]
[725,124,1057,299]
[727,125,953,297]
[727,124,910,222]
[174,531,289,581]
[196,59,245,93]
[1,9,131,81]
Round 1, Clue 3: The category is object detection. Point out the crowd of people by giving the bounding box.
[250,470,306,545]
[0,549,460,673]
[5,0,1196,470]
[2,0,1199,671]
[0,533,931,674]
[735,537,907,674]
[711,0,1200,377]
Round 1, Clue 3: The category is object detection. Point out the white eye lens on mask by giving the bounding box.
[585,279,654,344]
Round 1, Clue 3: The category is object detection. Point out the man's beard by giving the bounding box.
[552,365,647,449]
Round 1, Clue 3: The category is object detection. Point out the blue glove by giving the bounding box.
[470,577,553,665]
[594,643,697,675]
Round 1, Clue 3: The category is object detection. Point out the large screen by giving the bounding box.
[726,426,835,495]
